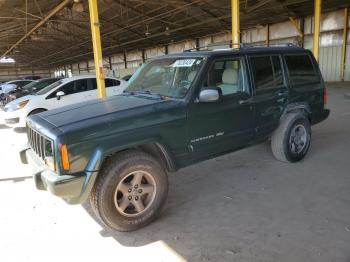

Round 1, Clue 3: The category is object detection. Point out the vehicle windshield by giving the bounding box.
[36,80,64,95]
[126,57,204,98]
[21,81,39,90]
[25,79,59,93]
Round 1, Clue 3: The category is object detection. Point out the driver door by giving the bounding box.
[186,56,254,162]
[45,79,88,110]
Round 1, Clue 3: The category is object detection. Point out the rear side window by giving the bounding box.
[250,56,283,90]
[272,56,283,86]
[105,78,120,88]
[285,54,319,85]
[87,78,97,90]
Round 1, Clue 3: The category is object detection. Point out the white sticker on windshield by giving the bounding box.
[172,59,196,67]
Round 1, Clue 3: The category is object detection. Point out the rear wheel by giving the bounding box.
[90,150,168,232]
[271,113,311,162]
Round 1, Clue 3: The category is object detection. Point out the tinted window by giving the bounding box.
[250,56,274,90]
[87,78,97,90]
[74,79,89,92]
[105,78,120,87]
[272,56,283,86]
[60,82,75,95]
[205,58,244,96]
[285,54,318,85]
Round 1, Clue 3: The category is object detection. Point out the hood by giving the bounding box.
[35,94,184,133]
[2,84,17,93]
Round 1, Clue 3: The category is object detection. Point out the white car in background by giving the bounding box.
[3,75,127,128]
[0,80,34,94]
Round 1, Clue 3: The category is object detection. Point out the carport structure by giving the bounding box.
[0,0,349,83]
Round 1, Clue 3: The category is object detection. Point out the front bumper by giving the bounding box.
[4,109,26,128]
[20,147,98,204]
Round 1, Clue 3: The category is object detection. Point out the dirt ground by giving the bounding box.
[0,83,350,262]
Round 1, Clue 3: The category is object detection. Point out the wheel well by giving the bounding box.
[282,104,311,122]
[28,108,47,116]
[136,143,174,171]
[100,143,175,173]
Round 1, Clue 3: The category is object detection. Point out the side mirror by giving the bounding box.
[198,88,221,103]
[56,91,65,100]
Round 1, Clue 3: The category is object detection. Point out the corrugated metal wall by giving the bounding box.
[58,8,350,82]
[319,46,342,81]
[0,67,51,81]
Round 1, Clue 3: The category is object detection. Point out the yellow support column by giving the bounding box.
[88,0,106,98]
[341,8,348,81]
[266,24,269,46]
[313,0,322,62]
[231,0,240,47]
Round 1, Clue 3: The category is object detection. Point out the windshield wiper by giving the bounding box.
[133,90,165,99]
[123,90,135,95]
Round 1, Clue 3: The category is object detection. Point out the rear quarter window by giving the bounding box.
[284,54,319,86]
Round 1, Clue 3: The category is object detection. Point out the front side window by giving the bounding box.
[204,58,244,96]
[60,82,75,95]
[74,79,89,92]
[127,58,204,98]
[285,54,319,85]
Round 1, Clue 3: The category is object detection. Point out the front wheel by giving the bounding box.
[271,113,311,163]
[90,150,168,232]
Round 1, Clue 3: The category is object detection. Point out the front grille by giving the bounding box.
[27,125,54,161]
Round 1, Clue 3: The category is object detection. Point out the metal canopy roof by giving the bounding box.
[0,0,349,69]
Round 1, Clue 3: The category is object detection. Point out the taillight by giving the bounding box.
[323,88,328,105]
[59,144,70,171]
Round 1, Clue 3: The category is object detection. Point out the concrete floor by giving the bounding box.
[0,84,350,262]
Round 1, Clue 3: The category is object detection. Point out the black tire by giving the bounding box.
[90,150,168,232]
[271,113,311,163]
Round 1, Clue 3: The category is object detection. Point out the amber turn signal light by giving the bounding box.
[59,144,70,171]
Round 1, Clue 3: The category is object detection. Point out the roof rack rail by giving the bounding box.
[183,42,234,52]
[239,43,300,48]
[183,42,301,52]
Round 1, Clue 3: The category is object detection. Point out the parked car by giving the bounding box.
[0,79,34,94]
[5,77,62,104]
[20,46,329,232]
[24,76,41,80]
[3,76,127,127]
[0,79,34,106]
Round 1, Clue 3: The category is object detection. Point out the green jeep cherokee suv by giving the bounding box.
[20,46,330,231]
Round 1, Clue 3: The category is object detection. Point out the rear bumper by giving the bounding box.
[20,147,98,204]
[311,108,330,125]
